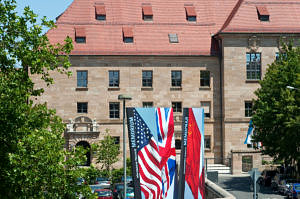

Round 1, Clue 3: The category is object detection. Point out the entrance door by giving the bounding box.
[76,141,91,166]
[242,155,253,172]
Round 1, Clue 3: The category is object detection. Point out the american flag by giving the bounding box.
[133,108,176,199]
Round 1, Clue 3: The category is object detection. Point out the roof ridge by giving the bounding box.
[218,0,244,34]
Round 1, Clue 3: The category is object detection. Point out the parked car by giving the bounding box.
[90,185,107,193]
[287,183,300,199]
[112,183,125,199]
[95,177,112,189]
[94,189,113,199]
[119,187,134,199]
[278,179,298,195]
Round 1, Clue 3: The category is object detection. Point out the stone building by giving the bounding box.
[34,0,300,173]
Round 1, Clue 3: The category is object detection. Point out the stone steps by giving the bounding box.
[207,164,231,174]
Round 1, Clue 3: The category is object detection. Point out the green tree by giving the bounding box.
[96,129,120,178]
[252,42,300,176]
[0,0,95,198]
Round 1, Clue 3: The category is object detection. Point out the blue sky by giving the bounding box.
[16,0,73,32]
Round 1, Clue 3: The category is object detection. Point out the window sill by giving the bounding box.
[170,87,182,91]
[205,148,212,152]
[141,87,153,91]
[246,80,260,83]
[76,87,88,91]
[108,87,120,91]
[199,86,211,91]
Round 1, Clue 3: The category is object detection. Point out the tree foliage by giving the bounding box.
[252,42,300,171]
[96,129,120,177]
[0,0,95,198]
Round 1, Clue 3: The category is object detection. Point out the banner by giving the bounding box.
[178,108,205,199]
[126,107,176,199]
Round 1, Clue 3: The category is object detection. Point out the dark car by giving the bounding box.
[112,183,125,199]
[94,189,113,199]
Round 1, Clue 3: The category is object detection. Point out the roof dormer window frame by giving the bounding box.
[75,27,86,43]
[256,5,269,22]
[123,27,134,43]
[185,4,197,22]
[142,3,153,21]
[95,4,106,21]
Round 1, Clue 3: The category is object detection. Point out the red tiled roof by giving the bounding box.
[47,0,300,56]
[219,0,300,33]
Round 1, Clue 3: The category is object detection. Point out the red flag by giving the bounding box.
[185,109,201,198]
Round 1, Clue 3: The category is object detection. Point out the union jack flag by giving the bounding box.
[131,108,176,199]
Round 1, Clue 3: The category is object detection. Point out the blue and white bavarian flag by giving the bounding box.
[244,120,254,144]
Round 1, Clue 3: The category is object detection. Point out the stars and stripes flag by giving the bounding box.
[126,108,176,199]
[178,108,205,199]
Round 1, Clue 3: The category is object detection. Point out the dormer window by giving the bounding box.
[257,6,269,21]
[75,27,86,43]
[142,4,153,21]
[168,33,178,43]
[123,27,134,43]
[95,5,106,21]
[185,5,197,21]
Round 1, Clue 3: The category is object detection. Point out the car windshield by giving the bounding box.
[294,185,300,190]
[96,177,109,181]
[95,190,111,196]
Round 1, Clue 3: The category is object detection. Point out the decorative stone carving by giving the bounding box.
[248,35,260,52]
[92,119,99,132]
[66,119,74,132]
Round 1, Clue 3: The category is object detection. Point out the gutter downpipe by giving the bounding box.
[215,35,224,164]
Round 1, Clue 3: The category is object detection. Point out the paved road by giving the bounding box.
[217,174,287,199]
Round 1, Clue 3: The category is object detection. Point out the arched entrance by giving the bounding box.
[76,141,91,166]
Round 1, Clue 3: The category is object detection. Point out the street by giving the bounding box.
[217,174,287,199]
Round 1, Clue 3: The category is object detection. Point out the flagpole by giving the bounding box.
[118,94,132,199]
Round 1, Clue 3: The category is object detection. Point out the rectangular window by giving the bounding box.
[204,136,211,149]
[276,52,287,61]
[201,101,211,118]
[175,139,181,149]
[109,102,120,119]
[123,27,134,43]
[172,102,182,113]
[95,5,106,21]
[75,27,86,43]
[168,33,178,43]
[200,70,210,87]
[142,70,153,87]
[246,53,261,80]
[171,71,182,87]
[77,102,88,113]
[77,71,87,87]
[113,136,120,145]
[245,101,253,117]
[109,71,119,87]
[143,102,153,108]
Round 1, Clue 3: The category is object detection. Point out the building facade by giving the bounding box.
[34,0,300,172]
